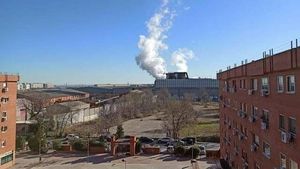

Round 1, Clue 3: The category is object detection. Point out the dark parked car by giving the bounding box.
[181,137,196,145]
[157,137,174,146]
[138,137,154,144]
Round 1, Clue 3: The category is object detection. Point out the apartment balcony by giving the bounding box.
[261,121,268,130]
[248,115,256,123]
[250,143,258,152]
[237,110,247,118]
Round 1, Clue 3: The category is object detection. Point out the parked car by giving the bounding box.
[167,145,174,153]
[157,137,174,146]
[170,139,185,146]
[199,145,206,155]
[181,137,196,145]
[66,134,79,141]
[138,137,154,144]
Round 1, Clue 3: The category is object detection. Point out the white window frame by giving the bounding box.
[254,134,260,145]
[263,141,271,159]
[0,97,9,104]
[288,117,297,135]
[1,126,8,133]
[279,114,285,130]
[1,112,7,122]
[277,76,284,93]
[261,77,269,91]
[253,79,258,91]
[290,159,299,169]
[280,153,287,169]
[286,75,296,93]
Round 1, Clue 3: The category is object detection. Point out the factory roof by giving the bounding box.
[59,101,89,110]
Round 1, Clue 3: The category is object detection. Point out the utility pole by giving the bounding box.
[39,139,41,162]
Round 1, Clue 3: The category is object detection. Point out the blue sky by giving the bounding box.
[1,0,300,84]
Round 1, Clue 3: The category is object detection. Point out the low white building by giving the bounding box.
[30,83,44,89]
[47,101,101,129]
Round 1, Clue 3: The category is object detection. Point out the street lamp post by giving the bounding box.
[122,159,127,169]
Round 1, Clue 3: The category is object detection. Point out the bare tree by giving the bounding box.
[46,104,71,137]
[162,100,196,139]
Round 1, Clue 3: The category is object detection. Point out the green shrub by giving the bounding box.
[28,136,48,153]
[16,136,26,150]
[72,140,85,151]
[196,135,220,143]
[52,140,62,151]
[89,140,106,147]
[185,146,200,158]
[116,125,124,139]
[174,146,186,156]
[135,141,142,153]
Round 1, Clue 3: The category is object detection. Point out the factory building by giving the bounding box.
[154,72,218,100]
[218,44,300,169]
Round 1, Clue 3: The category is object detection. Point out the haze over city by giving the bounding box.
[1,0,300,84]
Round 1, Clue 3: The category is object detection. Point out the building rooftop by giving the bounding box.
[18,89,88,99]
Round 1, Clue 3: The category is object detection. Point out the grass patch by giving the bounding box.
[180,121,219,137]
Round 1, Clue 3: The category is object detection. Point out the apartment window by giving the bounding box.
[0,126,7,133]
[277,76,284,92]
[288,117,296,134]
[0,97,9,103]
[263,142,271,158]
[250,79,258,90]
[262,110,269,127]
[240,103,247,112]
[287,75,296,93]
[290,159,299,169]
[261,77,269,91]
[280,154,287,169]
[240,79,243,88]
[254,134,260,145]
[279,115,285,130]
[1,112,7,122]
[251,106,258,118]
[1,140,6,148]
[255,163,261,169]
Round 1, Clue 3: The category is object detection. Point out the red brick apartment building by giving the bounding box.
[0,74,19,169]
[218,45,300,169]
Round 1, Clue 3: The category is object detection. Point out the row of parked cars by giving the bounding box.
[58,134,206,155]
[138,136,206,155]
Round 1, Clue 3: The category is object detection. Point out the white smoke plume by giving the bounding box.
[136,0,173,79]
[171,48,194,72]
[136,0,194,78]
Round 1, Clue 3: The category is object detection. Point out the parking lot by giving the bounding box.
[13,151,221,169]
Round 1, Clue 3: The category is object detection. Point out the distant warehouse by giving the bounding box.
[154,72,219,100]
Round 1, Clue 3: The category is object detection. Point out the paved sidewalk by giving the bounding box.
[13,152,221,169]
